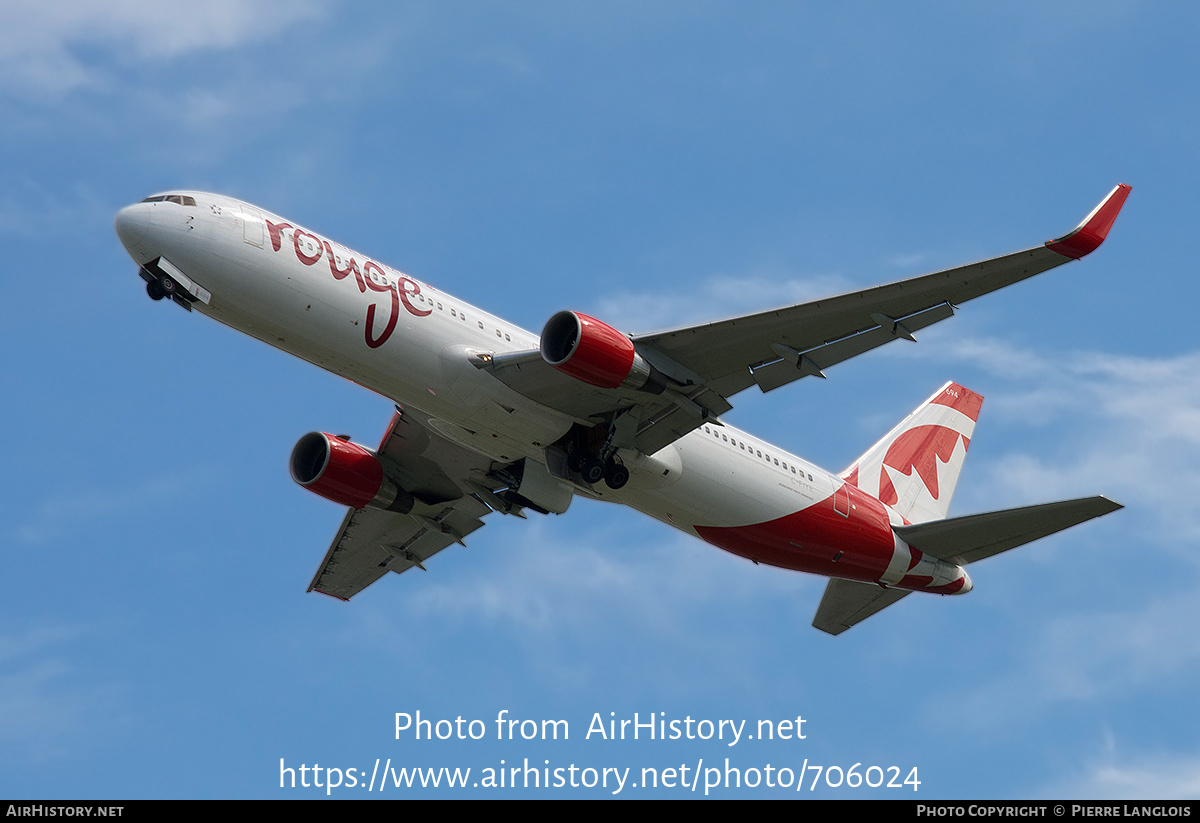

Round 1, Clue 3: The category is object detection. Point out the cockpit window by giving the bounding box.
[141,194,196,206]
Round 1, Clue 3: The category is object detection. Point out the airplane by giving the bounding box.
[114,184,1130,634]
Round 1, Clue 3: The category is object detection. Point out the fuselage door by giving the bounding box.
[834,481,850,518]
[240,203,264,248]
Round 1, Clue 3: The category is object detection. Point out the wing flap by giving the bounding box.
[812,579,912,635]
[646,245,1079,399]
[893,496,1122,566]
[751,302,956,392]
[307,499,489,600]
[306,509,389,600]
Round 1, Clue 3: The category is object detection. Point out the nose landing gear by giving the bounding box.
[136,258,208,312]
[145,272,176,301]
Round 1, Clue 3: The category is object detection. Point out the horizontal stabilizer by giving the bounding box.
[893,496,1122,566]
[813,496,1121,634]
[812,579,911,636]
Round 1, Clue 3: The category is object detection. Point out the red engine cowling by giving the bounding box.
[540,311,665,392]
[289,432,413,512]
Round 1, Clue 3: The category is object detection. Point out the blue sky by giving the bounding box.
[3,1,1199,799]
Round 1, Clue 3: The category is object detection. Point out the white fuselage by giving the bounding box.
[115,192,970,594]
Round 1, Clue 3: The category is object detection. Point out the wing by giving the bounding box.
[306,408,506,600]
[481,185,1130,455]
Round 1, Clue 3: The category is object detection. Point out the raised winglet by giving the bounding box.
[1045,183,1131,260]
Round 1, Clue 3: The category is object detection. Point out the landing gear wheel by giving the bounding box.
[158,274,177,296]
[146,280,165,300]
[580,457,606,485]
[603,461,629,490]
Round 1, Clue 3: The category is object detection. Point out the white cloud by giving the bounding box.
[319,507,819,694]
[1041,734,1200,800]
[11,470,208,546]
[916,585,1200,758]
[399,512,805,636]
[0,0,324,98]
[939,343,1200,546]
[901,341,1200,736]
[592,269,856,334]
[0,622,120,765]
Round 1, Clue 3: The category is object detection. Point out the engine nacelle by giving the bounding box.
[290,432,414,513]
[540,311,665,392]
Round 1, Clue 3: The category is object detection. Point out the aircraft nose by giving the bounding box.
[114,203,152,253]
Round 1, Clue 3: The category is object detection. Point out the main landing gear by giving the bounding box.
[559,412,636,491]
[567,447,629,490]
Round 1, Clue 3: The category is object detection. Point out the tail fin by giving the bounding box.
[842,381,983,524]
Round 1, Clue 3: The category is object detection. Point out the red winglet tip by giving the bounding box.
[1045,183,1131,260]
